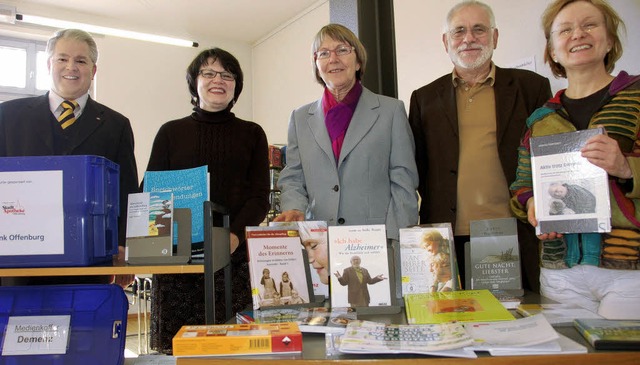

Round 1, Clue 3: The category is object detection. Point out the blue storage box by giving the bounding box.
[0,155,119,267]
[0,284,127,365]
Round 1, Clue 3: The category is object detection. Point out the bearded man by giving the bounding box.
[408,0,551,292]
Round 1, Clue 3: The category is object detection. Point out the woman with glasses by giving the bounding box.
[275,23,419,244]
[145,48,270,353]
[510,0,640,319]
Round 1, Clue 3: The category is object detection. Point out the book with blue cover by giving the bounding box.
[143,165,209,255]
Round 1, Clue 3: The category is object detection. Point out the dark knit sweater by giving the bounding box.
[147,107,270,353]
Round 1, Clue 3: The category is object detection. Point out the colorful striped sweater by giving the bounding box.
[509,71,640,270]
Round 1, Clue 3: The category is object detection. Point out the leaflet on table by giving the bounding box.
[0,170,64,255]
[237,306,357,334]
[296,307,356,334]
[468,218,523,296]
[329,225,392,308]
[143,165,209,254]
[464,314,559,352]
[399,224,458,295]
[530,128,611,235]
[338,320,475,357]
[516,303,603,326]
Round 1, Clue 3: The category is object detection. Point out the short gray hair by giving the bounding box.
[46,29,99,64]
[444,0,496,33]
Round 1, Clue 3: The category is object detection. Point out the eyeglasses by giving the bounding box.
[314,46,355,60]
[448,25,493,40]
[551,22,601,39]
[198,70,236,81]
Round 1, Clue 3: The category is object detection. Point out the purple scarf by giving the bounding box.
[322,82,363,163]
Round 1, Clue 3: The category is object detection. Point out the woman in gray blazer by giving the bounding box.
[275,24,419,241]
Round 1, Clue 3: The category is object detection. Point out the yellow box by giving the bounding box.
[172,322,303,356]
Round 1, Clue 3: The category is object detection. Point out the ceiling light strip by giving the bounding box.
[16,14,198,48]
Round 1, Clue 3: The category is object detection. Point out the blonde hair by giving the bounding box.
[542,0,625,78]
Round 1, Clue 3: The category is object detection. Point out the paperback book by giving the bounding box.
[246,227,315,310]
[329,225,392,308]
[270,221,329,299]
[404,290,515,324]
[574,318,640,350]
[126,191,173,239]
[530,128,611,234]
[143,165,209,255]
[468,218,523,296]
[399,224,458,295]
[125,191,174,261]
[172,322,302,356]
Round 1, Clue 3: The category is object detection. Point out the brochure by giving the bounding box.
[338,320,475,355]
[517,303,603,326]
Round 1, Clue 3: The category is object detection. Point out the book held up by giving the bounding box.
[530,128,611,235]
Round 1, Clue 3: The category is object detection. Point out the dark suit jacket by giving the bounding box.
[337,266,383,306]
[408,66,551,292]
[0,93,139,246]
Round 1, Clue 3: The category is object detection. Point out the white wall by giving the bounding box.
[395,0,640,108]
[95,36,252,181]
[252,1,331,145]
[0,24,252,184]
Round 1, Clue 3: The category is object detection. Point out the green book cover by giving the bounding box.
[574,318,640,350]
[404,290,514,324]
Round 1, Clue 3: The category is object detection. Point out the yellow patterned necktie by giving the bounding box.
[58,100,79,129]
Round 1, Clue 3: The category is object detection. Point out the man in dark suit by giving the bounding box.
[334,255,386,307]
[0,29,138,285]
[408,1,551,292]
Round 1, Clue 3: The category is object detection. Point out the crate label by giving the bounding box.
[0,171,64,256]
[2,315,70,355]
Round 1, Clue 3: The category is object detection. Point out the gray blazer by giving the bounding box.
[278,87,419,240]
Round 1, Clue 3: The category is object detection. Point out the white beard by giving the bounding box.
[449,41,494,70]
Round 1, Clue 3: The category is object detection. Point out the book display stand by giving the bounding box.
[203,201,233,324]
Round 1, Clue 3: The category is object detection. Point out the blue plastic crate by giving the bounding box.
[0,155,119,267]
[0,284,128,365]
